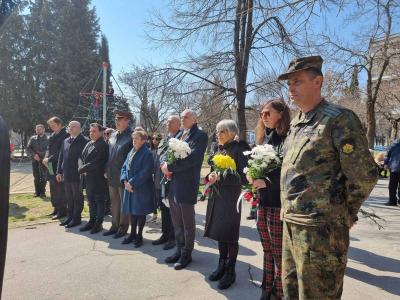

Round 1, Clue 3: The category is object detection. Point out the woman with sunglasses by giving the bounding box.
[251,99,290,300]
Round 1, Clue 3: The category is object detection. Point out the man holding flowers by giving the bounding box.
[204,119,250,290]
[161,109,208,270]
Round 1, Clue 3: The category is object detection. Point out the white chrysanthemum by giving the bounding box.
[168,138,191,161]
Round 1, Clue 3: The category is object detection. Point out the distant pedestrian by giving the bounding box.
[384,139,400,206]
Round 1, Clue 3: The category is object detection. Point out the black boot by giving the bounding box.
[208,258,226,281]
[174,251,192,270]
[90,221,103,234]
[79,220,95,232]
[122,233,137,245]
[133,235,143,248]
[165,249,181,263]
[218,261,236,290]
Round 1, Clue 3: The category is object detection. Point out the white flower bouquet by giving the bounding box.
[243,144,280,181]
[166,138,192,164]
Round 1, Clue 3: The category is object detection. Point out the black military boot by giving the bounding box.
[218,260,236,290]
[208,258,226,281]
[79,220,95,232]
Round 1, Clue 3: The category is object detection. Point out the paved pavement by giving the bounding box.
[3,178,400,300]
[10,161,36,195]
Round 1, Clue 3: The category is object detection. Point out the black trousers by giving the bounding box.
[49,179,67,215]
[157,189,174,241]
[64,181,84,222]
[87,189,106,223]
[32,160,47,195]
[389,171,400,204]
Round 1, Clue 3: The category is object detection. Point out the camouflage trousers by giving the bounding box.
[282,221,349,300]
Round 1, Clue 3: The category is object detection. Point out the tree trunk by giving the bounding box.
[366,98,375,149]
[391,120,399,142]
[236,86,247,140]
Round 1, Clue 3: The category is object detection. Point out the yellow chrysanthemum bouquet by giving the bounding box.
[211,154,237,176]
[199,154,238,201]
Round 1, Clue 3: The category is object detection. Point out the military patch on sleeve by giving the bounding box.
[342,143,354,154]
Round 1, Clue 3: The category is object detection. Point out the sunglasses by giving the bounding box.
[152,137,161,141]
[259,111,271,118]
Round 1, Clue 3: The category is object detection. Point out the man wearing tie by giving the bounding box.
[78,123,109,234]
[57,121,89,228]
[161,109,208,270]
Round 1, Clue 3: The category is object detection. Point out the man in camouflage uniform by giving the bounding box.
[278,56,378,300]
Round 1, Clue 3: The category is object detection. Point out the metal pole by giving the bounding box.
[102,62,109,127]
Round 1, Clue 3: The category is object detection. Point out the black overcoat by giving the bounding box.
[204,140,250,242]
[78,138,109,195]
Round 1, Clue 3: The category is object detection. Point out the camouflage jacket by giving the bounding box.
[280,99,378,227]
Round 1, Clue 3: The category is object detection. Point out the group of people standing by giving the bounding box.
[26,55,379,300]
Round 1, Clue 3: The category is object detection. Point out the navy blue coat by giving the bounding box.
[385,140,400,173]
[167,124,208,204]
[120,145,155,215]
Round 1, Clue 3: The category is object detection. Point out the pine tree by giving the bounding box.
[0,0,19,26]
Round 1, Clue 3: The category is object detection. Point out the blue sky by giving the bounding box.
[92,1,399,89]
[92,0,168,76]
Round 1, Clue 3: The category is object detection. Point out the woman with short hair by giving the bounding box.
[251,99,290,300]
[204,119,250,290]
[120,130,155,248]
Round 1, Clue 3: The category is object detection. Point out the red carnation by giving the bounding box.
[243,192,253,202]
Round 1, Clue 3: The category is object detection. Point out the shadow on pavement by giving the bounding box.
[349,246,400,273]
[345,267,400,296]
[64,213,263,299]
[347,246,400,296]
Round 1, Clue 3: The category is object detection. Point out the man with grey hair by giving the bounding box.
[153,115,182,250]
[27,124,48,197]
[161,109,208,270]
[57,121,89,228]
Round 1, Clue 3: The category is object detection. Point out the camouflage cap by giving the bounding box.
[277,55,323,80]
[113,109,133,120]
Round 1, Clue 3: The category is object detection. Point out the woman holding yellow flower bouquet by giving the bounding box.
[204,119,250,290]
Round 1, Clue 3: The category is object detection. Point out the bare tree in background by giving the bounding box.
[120,65,180,133]
[147,0,334,140]
[318,0,400,148]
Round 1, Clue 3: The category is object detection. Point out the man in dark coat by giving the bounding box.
[161,109,208,270]
[153,115,182,250]
[104,110,133,238]
[43,117,69,219]
[103,128,115,216]
[384,139,400,206]
[27,124,48,197]
[78,123,109,234]
[57,121,89,228]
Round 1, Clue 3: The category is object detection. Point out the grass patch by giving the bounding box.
[9,194,89,228]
